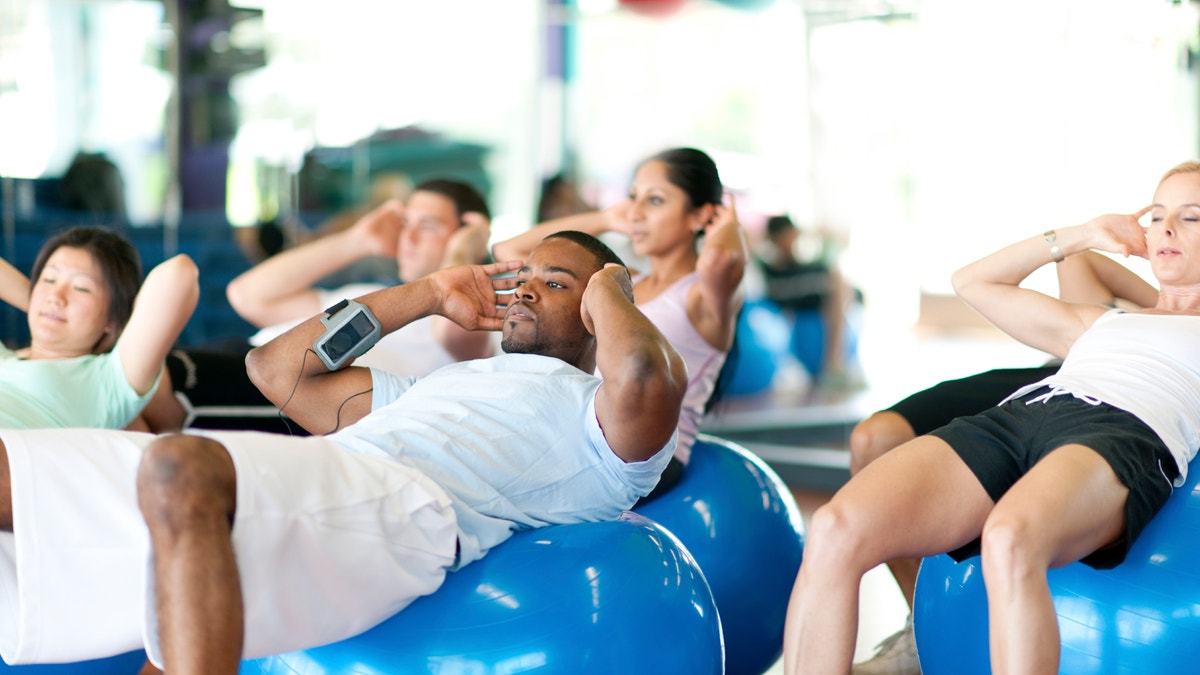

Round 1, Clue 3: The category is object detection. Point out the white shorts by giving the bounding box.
[0,428,458,666]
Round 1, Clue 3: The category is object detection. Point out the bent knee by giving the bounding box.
[805,502,877,572]
[137,434,236,525]
[979,513,1048,580]
[848,412,914,475]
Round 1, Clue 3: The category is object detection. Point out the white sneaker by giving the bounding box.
[852,617,920,675]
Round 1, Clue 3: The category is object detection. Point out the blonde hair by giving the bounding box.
[1160,161,1200,185]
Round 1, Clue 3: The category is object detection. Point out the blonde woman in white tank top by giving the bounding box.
[786,161,1200,675]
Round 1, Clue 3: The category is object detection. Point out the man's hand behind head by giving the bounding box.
[350,198,406,259]
[580,263,634,336]
[429,260,521,332]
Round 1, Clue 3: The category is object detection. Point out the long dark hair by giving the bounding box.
[642,148,736,413]
[643,147,723,209]
[29,227,142,352]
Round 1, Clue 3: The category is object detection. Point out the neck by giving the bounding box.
[26,344,88,360]
[1154,284,1200,313]
[642,248,698,285]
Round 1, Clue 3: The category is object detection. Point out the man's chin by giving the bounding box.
[500,336,530,354]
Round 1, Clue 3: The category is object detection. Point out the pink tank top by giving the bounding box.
[631,271,726,465]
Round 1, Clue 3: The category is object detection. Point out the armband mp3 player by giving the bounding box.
[313,298,382,370]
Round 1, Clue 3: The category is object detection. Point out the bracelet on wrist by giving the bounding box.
[1044,229,1064,263]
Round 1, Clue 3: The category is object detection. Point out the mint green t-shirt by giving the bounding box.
[0,343,158,429]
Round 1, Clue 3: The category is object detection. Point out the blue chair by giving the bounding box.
[241,513,723,674]
[636,435,807,675]
[914,458,1200,674]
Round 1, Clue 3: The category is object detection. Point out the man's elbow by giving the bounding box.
[244,346,282,404]
[625,349,687,412]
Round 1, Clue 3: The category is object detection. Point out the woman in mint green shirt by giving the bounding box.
[0,227,199,430]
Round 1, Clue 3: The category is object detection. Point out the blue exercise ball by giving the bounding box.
[636,435,806,675]
[914,458,1200,674]
[241,513,723,674]
[726,299,791,396]
[0,651,147,673]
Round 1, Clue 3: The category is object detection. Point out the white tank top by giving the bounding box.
[1004,310,1200,484]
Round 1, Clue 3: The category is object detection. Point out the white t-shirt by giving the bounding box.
[329,353,676,566]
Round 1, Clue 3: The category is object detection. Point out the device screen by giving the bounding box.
[324,311,376,362]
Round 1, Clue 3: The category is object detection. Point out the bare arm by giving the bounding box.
[115,254,200,395]
[491,209,610,263]
[688,197,749,352]
[587,265,689,463]
[1056,250,1158,308]
[126,366,188,432]
[0,256,29,312]
[226,199,405,328]
[246,260,522,435]
[952,210,1149,359]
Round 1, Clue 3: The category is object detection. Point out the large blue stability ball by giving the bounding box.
[241,513,723,674]
[636,435,806,675]
[725,298,791,396]
[914,458,1200,674]
[0,652,146,674]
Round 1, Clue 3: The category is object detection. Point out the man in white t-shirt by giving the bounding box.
[0,231,687,675]
[227,178,496,375]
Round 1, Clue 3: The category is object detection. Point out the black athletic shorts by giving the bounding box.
[929,388,1179,569]
[887,366,1060,436]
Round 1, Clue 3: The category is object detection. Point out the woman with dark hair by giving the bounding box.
[494,147,748,498]
[0,227,199,431]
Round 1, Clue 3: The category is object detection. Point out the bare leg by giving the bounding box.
[784,435,994,675]
[847,412,920,608]
[980,445,1128,675]
[137,434,242,675]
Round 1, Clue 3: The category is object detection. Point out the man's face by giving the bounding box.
[396,190,460,282]
[500,237,598,366]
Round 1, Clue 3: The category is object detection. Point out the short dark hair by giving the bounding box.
[543,230,626,272]
[30,227,142,347]
[766,215,796,238]
[412,178,491,221]
[642,147,723,208]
